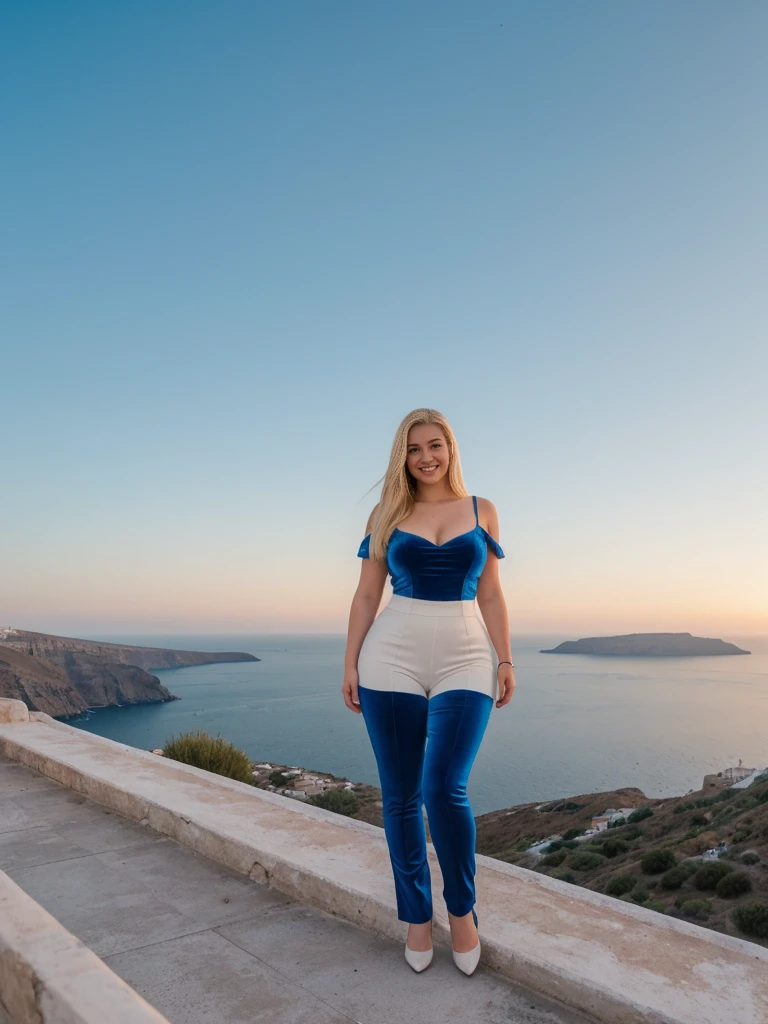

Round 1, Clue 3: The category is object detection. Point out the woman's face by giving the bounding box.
[405,424,450,487]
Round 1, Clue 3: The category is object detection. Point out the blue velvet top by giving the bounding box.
[357,495,504,601]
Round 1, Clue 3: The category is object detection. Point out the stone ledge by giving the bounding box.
[0,700,28,725]
[1,699,766,1024]
[0,868,170,1024]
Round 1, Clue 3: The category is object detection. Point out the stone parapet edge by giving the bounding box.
[0,867,171,1024]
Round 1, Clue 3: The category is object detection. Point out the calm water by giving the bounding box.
[68,633,768,817]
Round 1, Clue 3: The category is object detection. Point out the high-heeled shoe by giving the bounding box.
[404,923,433,972]
[451,907,481,976]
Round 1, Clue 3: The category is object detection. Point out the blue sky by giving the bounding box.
[2,1,766,635]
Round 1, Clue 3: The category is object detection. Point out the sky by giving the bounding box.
[2,1,766,637]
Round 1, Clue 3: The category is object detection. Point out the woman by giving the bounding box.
[342,408,515,977]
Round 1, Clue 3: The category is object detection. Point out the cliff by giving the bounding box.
[540,632,750,656]
[0,646,87,718]
[0,628,259,718]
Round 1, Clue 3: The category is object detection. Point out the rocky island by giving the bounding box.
[540,632,750,656]
[0,628,259,719]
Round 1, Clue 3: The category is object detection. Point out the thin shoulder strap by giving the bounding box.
[472,495,479,526]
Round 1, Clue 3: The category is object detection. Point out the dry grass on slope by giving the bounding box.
[476,777,768,948]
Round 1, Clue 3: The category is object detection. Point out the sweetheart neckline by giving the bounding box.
[393,525,480,548]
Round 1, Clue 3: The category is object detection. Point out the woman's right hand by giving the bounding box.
[341,668,362,714]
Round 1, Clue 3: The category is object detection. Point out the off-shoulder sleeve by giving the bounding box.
[480,528,505,559]
[357,534,371,559]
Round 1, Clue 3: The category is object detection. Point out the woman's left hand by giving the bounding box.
[495,664,516,708]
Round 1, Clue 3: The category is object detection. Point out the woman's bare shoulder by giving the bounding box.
[475,497,499,532]
[475,496,498,515]
[365,502,382,535]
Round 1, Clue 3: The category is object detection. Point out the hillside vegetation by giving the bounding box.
[475,776,768,947]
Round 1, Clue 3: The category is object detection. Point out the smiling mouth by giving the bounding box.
[419,465,439,473]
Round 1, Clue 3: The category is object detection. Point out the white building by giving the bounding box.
[729,767,768,790]
[590,808,637,831]
[721,760,756,784]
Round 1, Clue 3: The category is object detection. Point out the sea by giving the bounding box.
[68,633,768,817]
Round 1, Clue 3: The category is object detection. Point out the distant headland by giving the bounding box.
[540,632,750,656]
[0,627,259,718]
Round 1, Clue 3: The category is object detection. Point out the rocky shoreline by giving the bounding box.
[0,628,259,718]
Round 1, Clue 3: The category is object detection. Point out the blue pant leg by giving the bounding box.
[423,689,493,917]
[357,685,432,924]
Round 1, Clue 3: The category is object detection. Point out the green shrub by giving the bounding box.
[563,827,585,841]
[661,866,689,890]
[606,875,638,897]
[307,788,360,817]
[641,848,677,874]
[552,870,576,884]
[612,825,643,841]
[690,813,708,827]
[741,851,760,866]
[562,839,579,849]
[716,872,753,899]
[163,730,254,784]
[731,829,752,845]
[732,901,768,938]
[568,851,605,871]
[628,807,654,823]
[545,840,564,852]
[712,787,738,803]
[630,887,649,904]
[269,771,291,786]
[679,898,711,920]
[694,861,733,890]
[541,849,568,867]
[602,839,629,858]
[645,900,666,913]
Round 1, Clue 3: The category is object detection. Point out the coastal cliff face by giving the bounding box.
[0,628,259,718]
[0,629,260,671]
[0,646,87,718]
[540,632,750,656]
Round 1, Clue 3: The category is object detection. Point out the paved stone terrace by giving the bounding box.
[0,756,595,1024]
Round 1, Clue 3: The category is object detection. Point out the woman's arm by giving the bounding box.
[476,498,516,709]
[342,506,388,714]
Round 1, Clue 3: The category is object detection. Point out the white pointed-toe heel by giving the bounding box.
[404,922,433,972]
[404,942,433,972]
[452,908,481,976]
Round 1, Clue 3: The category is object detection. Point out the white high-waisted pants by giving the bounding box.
[358,594,498,701]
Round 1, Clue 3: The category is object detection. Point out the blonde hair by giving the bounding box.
[367,408,468,561]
